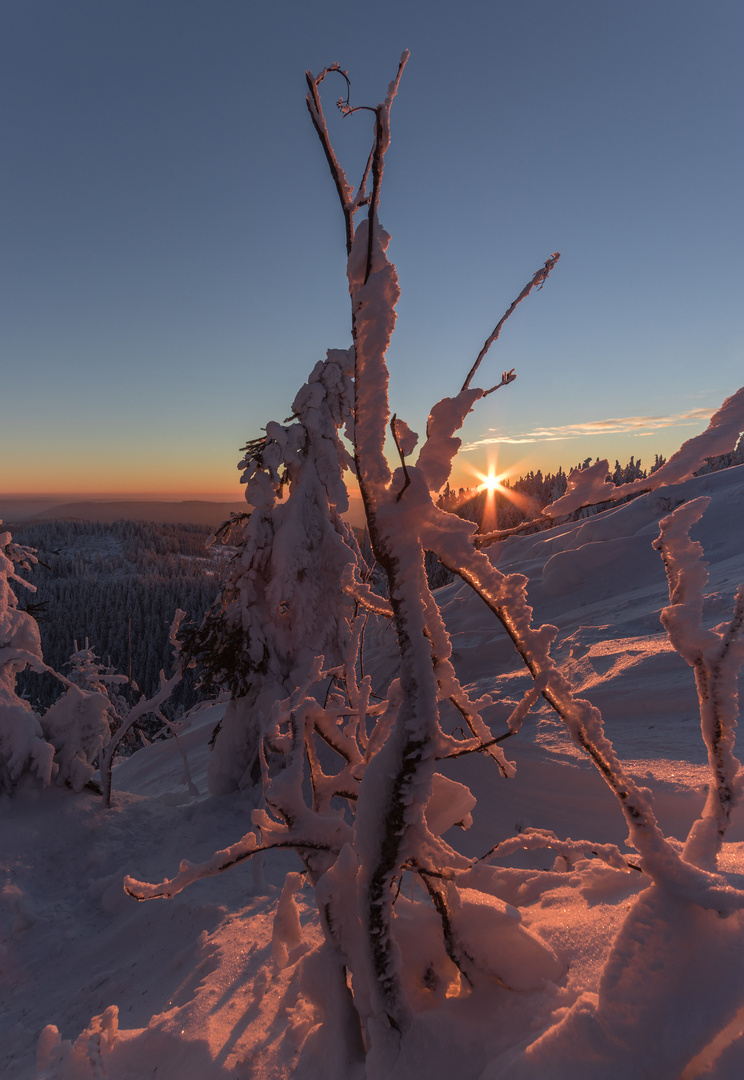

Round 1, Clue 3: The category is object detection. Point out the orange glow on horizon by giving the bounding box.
[0,487,247,502]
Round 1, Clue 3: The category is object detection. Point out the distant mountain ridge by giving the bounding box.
[6,500,247,528]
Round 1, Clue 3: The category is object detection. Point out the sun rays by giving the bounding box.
[449,455,543,531]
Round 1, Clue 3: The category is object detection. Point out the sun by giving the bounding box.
[477,469,504,494]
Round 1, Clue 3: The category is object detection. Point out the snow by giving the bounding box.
[2,464,744,1078]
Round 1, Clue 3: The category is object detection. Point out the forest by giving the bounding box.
[12,519,222,722]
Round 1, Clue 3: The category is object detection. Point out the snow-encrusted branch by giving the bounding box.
[653,499,744,869]
[363,52,408,285]
[475,513,555,548]
[543,384,744,518]
[479,827,630,871]
[412,259,559,500]
[341,563,393,617]
[416,500,744,909]
[123,832,337,901]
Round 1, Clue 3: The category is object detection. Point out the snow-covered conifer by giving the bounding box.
[67,638,130,733]
[186,348,362,796]
[40,682,110,794]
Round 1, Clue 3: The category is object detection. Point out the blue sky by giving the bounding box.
[1,0,742,500]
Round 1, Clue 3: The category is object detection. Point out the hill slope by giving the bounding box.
[8,500,247,528]
[2,465,744,1080]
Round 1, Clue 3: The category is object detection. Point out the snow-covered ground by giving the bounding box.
[2,464,744,1079]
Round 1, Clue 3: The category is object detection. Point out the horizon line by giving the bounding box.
[0,492,248,503]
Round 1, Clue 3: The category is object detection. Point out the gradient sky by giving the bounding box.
[1,0,742,502]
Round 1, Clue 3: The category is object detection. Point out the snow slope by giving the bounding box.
[2,464,744,1079]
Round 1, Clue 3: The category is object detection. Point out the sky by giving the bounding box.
[1,0,742,503]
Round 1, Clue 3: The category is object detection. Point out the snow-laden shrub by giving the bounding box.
[67,639,130,722]
[40,683,110,793]
[125,56,744,1074]
[1,526,110,795]
[0,525,56,792]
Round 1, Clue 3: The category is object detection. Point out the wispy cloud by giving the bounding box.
[462,408,712,450]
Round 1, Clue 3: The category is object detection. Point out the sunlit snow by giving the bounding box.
[2,463,744,1079]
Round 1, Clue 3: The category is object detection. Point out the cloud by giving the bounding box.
[462,407,713,450]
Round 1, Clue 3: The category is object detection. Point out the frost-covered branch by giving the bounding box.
[122,833,336,901]
[363,53,408,285]
[461,253,559,392]
[475,512,555,548]
[416,501,744,909]
[653,499,744,869]
[542,385,744,518]
[483,367,517,397]
[305,64,357,255]
[479,827,631,871]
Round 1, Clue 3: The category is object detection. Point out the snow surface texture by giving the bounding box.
[2,463,744,1079]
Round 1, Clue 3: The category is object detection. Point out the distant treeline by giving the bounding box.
[14,519,222,716]
[440,440,744,532]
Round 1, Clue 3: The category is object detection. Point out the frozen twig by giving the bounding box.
[483,368,517,398]
[461,253,560,392]
[390,414,412,501]
[305,65,356,254]
[341,564,393,616]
